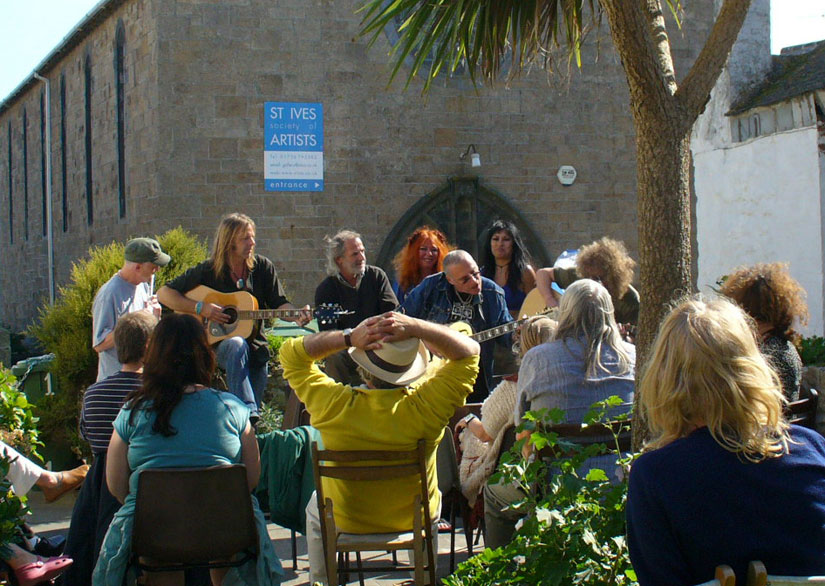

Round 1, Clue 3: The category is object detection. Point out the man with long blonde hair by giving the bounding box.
[159,213,309,422]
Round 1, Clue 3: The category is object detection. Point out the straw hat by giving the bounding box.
[348,337,429,386]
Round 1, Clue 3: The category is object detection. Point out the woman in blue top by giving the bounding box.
[627,297,825,586]
[480,220,536,319]
[94,313,283,586]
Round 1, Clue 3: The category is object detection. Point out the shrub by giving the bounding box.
[0,367,40,458]
[27,227,207,457]
[257,331,288,434]
[444,397,637,586]
[0,365,37,554]
[0,456,29,556]
[800,336,825,366]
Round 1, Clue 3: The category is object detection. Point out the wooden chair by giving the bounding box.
[694,565,737,586]
[311,440,436,586]
[746,561,825,585]
[128,465,258,583]
[786,387,819,429]
[536,419,633,459]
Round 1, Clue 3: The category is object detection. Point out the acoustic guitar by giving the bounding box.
[517,286,562,319]
[181,285,351,344]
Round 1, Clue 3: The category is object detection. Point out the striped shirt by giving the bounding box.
[80,371,142,454]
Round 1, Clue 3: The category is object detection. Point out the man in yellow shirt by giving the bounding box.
[279,311,480,585]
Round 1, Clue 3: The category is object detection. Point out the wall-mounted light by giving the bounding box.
[460,144,481,167]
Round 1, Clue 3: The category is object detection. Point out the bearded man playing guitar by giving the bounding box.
[158,213,310,422]
[401,250,513,402]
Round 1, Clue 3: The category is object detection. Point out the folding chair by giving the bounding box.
[127,465,258,583]
[746,561,825,585]
[311,440,436,586]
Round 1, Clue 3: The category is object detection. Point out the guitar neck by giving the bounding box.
[471,320,520,343]
[470,307,555,342]
[238,308,307,320]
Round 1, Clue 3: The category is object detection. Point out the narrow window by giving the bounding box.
[60,74,67,232]
[7,122,12,244]
[40,90,47,237]
[115,22,126,218]
[84,54,93,225]
[22,108,28,241]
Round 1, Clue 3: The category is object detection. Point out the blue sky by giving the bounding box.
[1,0,824,102]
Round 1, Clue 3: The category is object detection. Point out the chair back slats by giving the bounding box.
[311,440,436,585]
[316,464,421,481]
[747,560,825,585]
[132,464,258,565]
[536,420,632,459]
[786,387,818,429]
[315,447,420,462]
[694,565,737,586]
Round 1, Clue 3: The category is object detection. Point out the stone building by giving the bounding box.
[0,0,714,331]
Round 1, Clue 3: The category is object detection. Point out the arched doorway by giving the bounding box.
[376,177,550,281]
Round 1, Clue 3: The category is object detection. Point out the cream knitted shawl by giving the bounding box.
[458,379,518,505]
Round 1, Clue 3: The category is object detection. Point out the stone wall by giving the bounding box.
[0,0,716,330]
[0,0,158,329]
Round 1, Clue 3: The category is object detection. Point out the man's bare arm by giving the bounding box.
[93,331,115,353]
[536,267,559,308]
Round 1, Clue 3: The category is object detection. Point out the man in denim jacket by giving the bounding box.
[400,250,513,401]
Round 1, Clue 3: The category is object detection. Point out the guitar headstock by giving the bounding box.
[314,303,354,325]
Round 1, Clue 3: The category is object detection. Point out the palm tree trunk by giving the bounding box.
[632,121,694,447]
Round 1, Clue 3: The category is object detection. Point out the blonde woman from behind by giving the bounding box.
[627,296,825,586]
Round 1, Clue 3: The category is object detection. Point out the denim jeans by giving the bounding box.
[216,336,268,416]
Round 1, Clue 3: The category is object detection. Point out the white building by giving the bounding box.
[693,0,825,335]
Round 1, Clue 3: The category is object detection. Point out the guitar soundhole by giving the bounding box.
[223,307,238,324]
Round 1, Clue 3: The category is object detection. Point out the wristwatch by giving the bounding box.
[462,413,476,424]
[342,328,353,348]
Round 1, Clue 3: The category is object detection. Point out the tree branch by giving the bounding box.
[600,1,679,119]
[676,0,752,125]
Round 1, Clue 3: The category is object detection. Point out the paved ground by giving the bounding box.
[27,489,484,585]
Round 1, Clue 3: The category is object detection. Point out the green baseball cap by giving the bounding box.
[124,238,171,266]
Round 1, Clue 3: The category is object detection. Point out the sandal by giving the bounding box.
[436,518,452,533]
[13,555,73,586]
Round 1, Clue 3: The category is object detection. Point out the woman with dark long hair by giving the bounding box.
[480,220,536,318]
[94,313,283,585]
[392,226,453,304]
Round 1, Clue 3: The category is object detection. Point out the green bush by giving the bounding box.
[0,366,37,555]
[444,397,637,586]
[257,331,288,433]
[0,456,29,556]
[800,336,825,366]
[27,227,208,458]
[0,367,40,458]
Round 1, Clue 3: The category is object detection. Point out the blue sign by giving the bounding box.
[264,102,324,192]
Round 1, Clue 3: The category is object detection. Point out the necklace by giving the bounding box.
[457,290,473,304]
[230,265,248,289]
[495,263,510,268]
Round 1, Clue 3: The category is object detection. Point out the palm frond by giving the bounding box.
[358,0,602,91]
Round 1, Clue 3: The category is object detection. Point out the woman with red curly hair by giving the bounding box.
[720,262,808,400]
[392,227,453,304]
